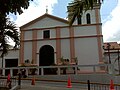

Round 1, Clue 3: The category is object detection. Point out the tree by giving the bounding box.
[67,0,103,26]
[0,0,33,57]
[0,0,33,15]
[0,18,19,57]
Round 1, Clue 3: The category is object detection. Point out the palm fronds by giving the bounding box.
[0,17,20,57]
[67,0,103,26]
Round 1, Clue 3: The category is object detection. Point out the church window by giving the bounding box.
[43,30,50,38]
[86,13,91,24]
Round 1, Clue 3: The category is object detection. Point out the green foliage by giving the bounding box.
[0,17,20,57]
[0,0,33,57]
[19,63,26,67]
[0,0,33,15]
[60,56,69,65]
[74,57,78,64]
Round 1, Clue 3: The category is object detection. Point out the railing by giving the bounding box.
[0,77,17,89]
[80,80,120,90]
[0,64,114,76]
[90,83,120,90]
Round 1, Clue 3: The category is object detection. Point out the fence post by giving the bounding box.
[93,66,96,73]
[41,68,44,75]
[57,67,60,75]
[18,72,21,88]
[75,66,78,75]
[87,80,90,90]
[2,68,5,76]
[26,68,28,76]
[10,69,13,77]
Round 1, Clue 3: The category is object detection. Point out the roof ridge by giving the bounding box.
[20,13,68,29]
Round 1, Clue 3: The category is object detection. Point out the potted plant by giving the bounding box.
[60,57,69,74]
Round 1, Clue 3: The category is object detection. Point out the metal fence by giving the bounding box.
[0,77,17,89]
[0,64,114,76]
[78,80,120,90]
[90,83,120,90]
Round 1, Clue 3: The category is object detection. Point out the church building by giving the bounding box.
[0,2,104,72]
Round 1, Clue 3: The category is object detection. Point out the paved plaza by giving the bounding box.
[20,84,88,90]
[19,80,88,90]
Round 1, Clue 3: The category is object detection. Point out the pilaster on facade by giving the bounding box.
[56,27,61,64]
[69,27,75,63]
[32,29,37,64]
[20,30,25,64]
[95,8,103,63]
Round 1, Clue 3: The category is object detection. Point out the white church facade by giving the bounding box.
[0,3,104,72]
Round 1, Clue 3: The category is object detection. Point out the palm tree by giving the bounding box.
[67,0,103,26]
[0,17,19,67]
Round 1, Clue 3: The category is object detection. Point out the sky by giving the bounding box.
[9,0,120,43]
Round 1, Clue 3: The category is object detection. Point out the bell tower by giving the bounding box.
[67,0,102,25]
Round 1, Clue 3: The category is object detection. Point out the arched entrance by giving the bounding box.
[39,45,55,75]
[39,45,54,66]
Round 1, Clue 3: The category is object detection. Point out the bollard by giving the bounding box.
[87,80,90,90]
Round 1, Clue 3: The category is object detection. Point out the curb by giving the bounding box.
[10,85,21,90]
[20,77,88,84]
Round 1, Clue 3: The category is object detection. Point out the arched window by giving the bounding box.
[86,13,91,24]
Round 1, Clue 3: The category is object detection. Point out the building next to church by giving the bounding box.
[103,42,120,74]
[0,2,104,74]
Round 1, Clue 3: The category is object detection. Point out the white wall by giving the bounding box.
[73,9,101,25]
[22,17,68,30]
[74,25,97,36]
[82,10,96,24]
[24,42,32,62]
[24,30,32,40]
[50,29,56,38]
[37,28,56,39]
[37,40,56,53]
[74,38,99,65]
[37,30,43,39]
[61,39,70,59]
[60,28,69,38]
[23,24,102,65]
[0,50,19,68]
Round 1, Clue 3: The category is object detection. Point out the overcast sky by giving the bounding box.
[9,0,120,43]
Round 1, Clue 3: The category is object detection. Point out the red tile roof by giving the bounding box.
[103,42,120,50]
